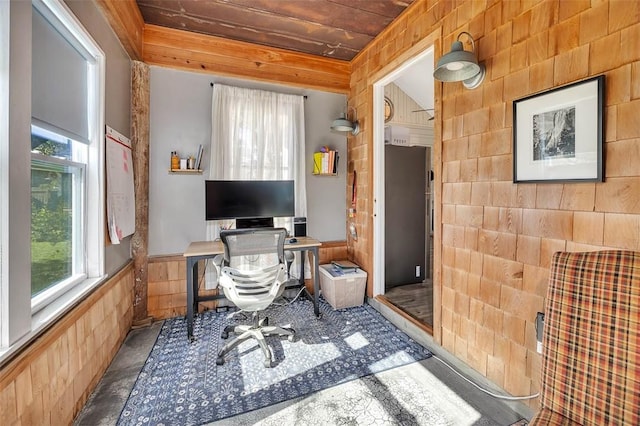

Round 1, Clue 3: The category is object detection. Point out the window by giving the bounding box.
[29,0,105,315]
[209,85,307,229]
[30,126,87,310]
[205,85,308,286]
[0,0,105,355]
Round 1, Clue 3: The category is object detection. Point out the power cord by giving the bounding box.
[432,353,540,401]
[274,285,306,306]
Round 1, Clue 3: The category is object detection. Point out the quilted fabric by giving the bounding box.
[529,407,577,425]
[532,251,640,425]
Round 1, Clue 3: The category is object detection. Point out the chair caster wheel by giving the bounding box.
[221,331,229,339]
[288,334,296,342]
[264,359,273,368]
[216,357,225,366]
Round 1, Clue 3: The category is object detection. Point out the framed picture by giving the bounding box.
[513,75,604,183]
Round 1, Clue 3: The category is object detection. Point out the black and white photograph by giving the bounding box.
[532,107,575,161]
[513,75,604,183]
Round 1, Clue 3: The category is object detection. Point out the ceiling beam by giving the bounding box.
[143,24,351,94]
[95,0,145,61]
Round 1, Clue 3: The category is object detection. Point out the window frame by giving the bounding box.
[30,0,106,308]
[0,0,106,361]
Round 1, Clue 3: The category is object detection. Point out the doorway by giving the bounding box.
[372,46,435,330]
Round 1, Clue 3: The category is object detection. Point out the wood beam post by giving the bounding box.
[131,60,152,326]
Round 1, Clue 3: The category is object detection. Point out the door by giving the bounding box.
[384,145,426,289]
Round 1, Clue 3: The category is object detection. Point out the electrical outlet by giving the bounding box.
[415,265,420,277]
[536,312,544,354]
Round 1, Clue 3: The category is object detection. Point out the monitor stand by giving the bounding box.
[236,217,274,229]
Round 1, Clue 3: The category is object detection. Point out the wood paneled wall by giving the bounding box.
[0,264,134,424]
[148,241,348,320]
[349,0,640,410]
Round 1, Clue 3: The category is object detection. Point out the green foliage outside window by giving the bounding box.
[31,134,74,296]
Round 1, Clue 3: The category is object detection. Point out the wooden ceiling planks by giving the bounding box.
[99,0,414,92]
[135,0,415,61]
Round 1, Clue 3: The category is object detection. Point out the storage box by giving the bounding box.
[319,264,367,309]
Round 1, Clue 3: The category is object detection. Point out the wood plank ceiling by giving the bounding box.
[135,0,415,61]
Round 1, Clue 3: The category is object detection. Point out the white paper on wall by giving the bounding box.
[106,125,135,244]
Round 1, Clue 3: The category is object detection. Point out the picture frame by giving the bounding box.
[513,75,604,183]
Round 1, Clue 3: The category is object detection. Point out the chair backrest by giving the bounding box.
[539,250,640,425]
[220,228,286,267]
[218,228,287,311]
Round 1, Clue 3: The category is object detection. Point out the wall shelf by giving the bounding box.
[168,169,203,174]
[313,149,338,175]
[312,172,337,176]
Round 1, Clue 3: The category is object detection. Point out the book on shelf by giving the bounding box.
[322,152,329,173]
[313,149,338,174]
[313,152,323,174]
[328,150,334,173]
[195,144,204,170]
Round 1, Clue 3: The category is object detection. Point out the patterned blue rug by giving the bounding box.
[118,299,432,425]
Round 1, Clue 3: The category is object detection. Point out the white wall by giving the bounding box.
[66,0,132,273]
[148,67,348,256]
[305,91,348,241]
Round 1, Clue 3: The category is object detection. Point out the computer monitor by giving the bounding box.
[205,180,295,227]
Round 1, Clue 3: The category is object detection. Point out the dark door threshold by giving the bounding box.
[375,295,433,336]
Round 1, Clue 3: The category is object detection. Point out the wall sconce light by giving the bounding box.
[331,106,360,135]
[433,31,485,90]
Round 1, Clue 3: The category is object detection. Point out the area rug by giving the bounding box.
[210,359,524,426]
[118,299,432,425]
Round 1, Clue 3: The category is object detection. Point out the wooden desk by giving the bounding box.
[183,236,322,340]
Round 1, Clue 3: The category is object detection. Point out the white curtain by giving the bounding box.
[205,84,307,288]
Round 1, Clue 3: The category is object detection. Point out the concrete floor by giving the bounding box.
[74,321,164,425]
[74,304,534,425]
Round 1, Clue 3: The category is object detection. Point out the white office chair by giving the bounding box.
[216,228,296,368]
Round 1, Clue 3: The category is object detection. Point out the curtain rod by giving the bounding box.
[209,82,307,99]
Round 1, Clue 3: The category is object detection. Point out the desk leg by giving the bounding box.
[311,247,321,318]
[186,258,197,341]
[298,251,305,287]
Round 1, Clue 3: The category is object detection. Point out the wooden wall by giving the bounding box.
[0,264,134,424]
[349,0,640,410]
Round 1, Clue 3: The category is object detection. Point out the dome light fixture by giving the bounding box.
[330,106,360,135]
[433,31,486,90]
